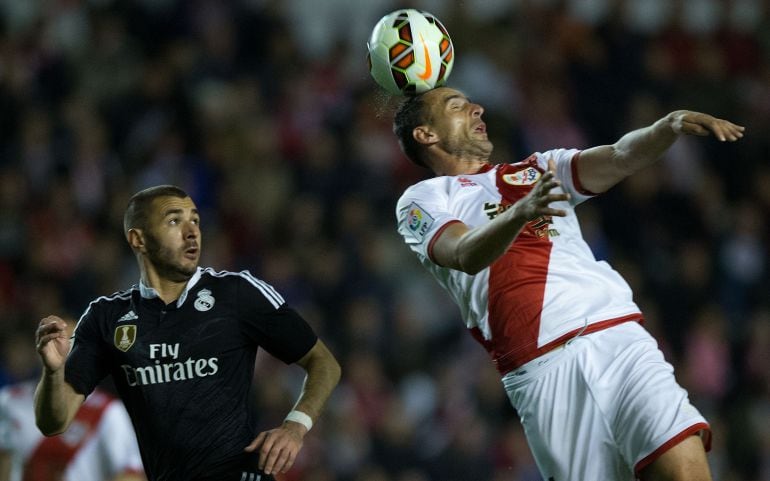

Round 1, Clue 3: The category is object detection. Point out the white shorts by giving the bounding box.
[502,321,710,481]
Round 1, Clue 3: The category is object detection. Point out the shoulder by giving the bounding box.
[80,288,135,321]
[397,176,454,211]
[199,267,285,308]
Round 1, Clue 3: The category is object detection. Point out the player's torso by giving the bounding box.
[110,285,246,390]
[92,274,259,477]
[412,157,640,372]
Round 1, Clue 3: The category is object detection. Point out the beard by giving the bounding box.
[144,232,197,282]
[444,135,494,159]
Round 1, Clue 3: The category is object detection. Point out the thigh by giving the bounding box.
[603,323,710,476]
[504,339,634,481]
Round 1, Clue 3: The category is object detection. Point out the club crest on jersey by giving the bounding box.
[114,325,137,352]
[194,289,215,312]
[404,202,434,242]
[502,167,541,186]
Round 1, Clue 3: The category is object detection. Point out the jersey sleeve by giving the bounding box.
[65,305,111,396]
[396,181,461,263]
[235,272,317,364]
[97,400,145,477]
[535,148,595,206]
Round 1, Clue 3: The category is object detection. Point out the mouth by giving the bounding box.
[474,122,487,134]
[184,245,199,260]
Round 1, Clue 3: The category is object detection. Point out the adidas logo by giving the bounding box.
[117,310,138,323]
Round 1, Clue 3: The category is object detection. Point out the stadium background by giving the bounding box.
[0,0,768,480]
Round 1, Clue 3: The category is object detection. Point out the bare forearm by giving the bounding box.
[612,113,679,175]
[0,451,11,481]
[34,370,82,436]
[579,110,744,193]
[291,342,341,422]
[452,206,529,274]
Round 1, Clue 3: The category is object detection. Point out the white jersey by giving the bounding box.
[396,149,642,373]
[0,381,144,481]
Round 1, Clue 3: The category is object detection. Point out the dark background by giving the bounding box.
[0,1,768,480]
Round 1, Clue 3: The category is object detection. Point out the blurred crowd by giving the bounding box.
[0,0,768,480]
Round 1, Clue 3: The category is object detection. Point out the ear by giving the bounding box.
[127,228,146,253]
[413,125,438,146]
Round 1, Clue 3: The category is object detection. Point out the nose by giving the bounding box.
[183,221,199,239]
[471,103,484,118]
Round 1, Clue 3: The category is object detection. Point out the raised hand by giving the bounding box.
[669,110,745,141]
[36,316,71,374]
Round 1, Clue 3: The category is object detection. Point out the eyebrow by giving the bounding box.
[162,208,199,218]
[443,94,466,105]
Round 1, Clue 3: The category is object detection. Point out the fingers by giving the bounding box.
[679,113,745,141]
[709,120,745,142]
[36,317,67,347]
[547,156,557,173]
[243,431,266,453]
[253,429,302,475]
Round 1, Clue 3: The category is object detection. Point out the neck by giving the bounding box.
[431,154,490,176]
[140,262,191,305]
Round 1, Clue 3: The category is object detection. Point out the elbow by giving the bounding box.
[460,263,484,276]
[34,408,71,437]
[36,419,67,437]
[455,255,485,275]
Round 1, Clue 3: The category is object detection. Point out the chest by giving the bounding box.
[108,293,246,369]
[446,165,542,224]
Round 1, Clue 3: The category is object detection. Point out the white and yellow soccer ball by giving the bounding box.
[366,9,454,96]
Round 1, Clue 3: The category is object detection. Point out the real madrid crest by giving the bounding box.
[194,289,215,312]
[114,325,137,352]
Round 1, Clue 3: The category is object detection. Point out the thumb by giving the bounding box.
[681,120,710,136]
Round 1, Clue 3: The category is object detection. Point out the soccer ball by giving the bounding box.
[366,9,454,96]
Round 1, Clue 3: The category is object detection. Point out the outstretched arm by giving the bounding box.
[577,110,745,194]
[33,316,85,436]
[245,339,341,476]
[432,158,570,274]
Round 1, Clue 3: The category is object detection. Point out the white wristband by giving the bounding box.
[284,410,313,431]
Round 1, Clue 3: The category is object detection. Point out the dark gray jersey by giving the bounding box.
[65,267,317,481]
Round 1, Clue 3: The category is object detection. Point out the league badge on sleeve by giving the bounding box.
[404,202,434,242]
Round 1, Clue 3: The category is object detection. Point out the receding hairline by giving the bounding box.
[123,185,191,236]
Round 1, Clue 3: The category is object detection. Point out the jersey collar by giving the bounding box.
[138,267,204,308]
[475,162,494,174]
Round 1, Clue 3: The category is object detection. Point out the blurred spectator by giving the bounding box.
[0,1,767,479]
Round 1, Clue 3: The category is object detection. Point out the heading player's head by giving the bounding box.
[393,87,493,171]
[124,185,200,282]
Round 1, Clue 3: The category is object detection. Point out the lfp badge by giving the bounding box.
[405,202,434,242]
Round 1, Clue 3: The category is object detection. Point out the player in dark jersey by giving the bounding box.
[33,185,341,481]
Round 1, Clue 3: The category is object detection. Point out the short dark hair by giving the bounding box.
[124,185,189,236]
[393,93,430,168]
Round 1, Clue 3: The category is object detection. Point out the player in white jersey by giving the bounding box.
[393,87,745,481]
[0,380,145,481]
